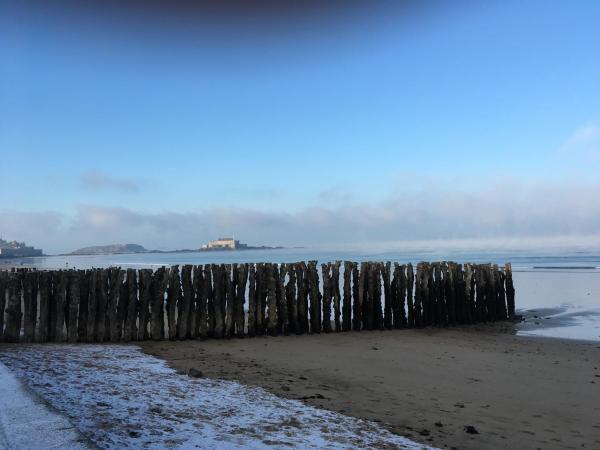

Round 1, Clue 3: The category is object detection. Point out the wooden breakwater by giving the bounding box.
[0,262,515,343]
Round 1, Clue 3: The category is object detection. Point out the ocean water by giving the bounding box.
[4,248,600,342]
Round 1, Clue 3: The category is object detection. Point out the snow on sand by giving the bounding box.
[0,345,435,449]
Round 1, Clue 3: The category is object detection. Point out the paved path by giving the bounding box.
[0,361,91,450]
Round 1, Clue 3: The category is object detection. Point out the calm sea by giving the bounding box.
[3,247,600,342]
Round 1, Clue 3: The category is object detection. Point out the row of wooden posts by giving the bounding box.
[0,261,515,343]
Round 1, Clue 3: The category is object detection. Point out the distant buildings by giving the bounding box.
[0,238,43,258]
[202,238,248,250]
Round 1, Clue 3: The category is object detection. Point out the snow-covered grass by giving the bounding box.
[0,345,435,449]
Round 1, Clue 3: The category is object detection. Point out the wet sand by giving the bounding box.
[141,325,600,450]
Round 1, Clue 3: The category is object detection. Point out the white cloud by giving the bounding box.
[81,170,141,192]
[560,121,600,161]
[2,177,600,254]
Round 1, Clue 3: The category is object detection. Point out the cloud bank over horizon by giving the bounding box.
[3,175,600,254]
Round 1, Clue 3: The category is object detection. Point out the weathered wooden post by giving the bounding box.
[193,265,206,339]
[391,263,400,328]
[236,263,248,338]
[297,262,309,334]
[285,263,298,334]
[67,271,80,343]
[486,264,497,321]
[204,265,214,337]
[374,263,384,330]
[475,265,487,322]
[464,264,475,323]
[150,267,167,340]
[178,265,193,340]
[308,261,321,333]
[321,263,332,333]
[432,263,443,326]
[138,269,152,341]
[264,263,276,336]
[505,263,515,319]
[496,266,507,320]
[383,262,392,330]
[96,269,109,342]
[122,268,138,342]
[107,268,123,341]
[247,264,257,337]
[406,263,414,328]
[54,271,69,342]
[23,271,36,342]
[211,265,225,338]
[165,266,180,340]
[454,264,466,324]
[354,262,365,331]
[276,264,287,335]
[342,261,352,331]
[3,273,22,342]
[256,263,266,335]
[36,271,50,343]
[331,261,341,332]
[224,264,234,338]
[0,271,6,342]
[77,270,89,342]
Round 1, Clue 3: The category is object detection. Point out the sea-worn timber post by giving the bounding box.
[166,266,181,340]
[193,265,206,339]
[77,270,89,342]
[276,264,287,335]
[505,263,515,319]
[296,262,308,334]
[4,273,22,342]
[0,271,6,342]
[37,271,50,343]
[308,261,321,333]
[374,263,384,330]
[150,267,167,340]
[224,264,235,338]
[355,262,366,331]
[465,264,475,323]
[204,265,214,337]
[384,262,393,330]
[138,269,152,341]
[256,263,267,335]
[266,263,278,336]
[342,261,352,331]
[212,265,225,339]
[123,268,138,342]
[67,271,80,343]
[486,265,497,321]
[331,261,341,332]
[54,271,69,342]
[247,264,257,337]
[178,265,193,340]
[285,263,298,334]
[351,263,360,331]
[321,263,332,333]
[235,263,248,338]
[23,271,37,342]
[496,266,507,320]
[406,263,415,328]
[96,270,109,342]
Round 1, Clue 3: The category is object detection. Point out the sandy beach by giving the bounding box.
[141,325,600,450]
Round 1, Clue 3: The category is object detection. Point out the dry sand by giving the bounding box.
[141,325,600,450]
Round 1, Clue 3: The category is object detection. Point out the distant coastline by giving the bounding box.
[59,242,285,257]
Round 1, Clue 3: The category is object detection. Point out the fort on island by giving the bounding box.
[202,238,248,250]
[0,238,43,258]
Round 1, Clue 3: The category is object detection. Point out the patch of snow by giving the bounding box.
[0,345,435,449]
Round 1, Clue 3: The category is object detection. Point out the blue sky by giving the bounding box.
[1,1,600,253]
